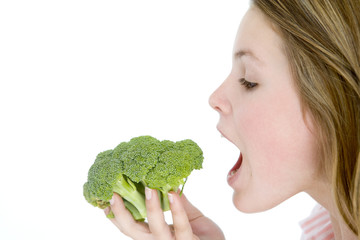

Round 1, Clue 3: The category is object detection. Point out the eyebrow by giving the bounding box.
[234,49,261,62]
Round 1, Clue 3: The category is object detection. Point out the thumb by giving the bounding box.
[179,193,226,240]
[179,193,204,221]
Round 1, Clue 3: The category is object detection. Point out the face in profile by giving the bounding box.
[209,7,321,213]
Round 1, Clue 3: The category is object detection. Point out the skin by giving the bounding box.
[106,189,225,240]
[107,6,357,240]
[209,6,321,213]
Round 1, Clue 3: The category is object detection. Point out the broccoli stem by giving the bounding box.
[112,175,147,220]
[123,200,145,221]
[158,190,170,212]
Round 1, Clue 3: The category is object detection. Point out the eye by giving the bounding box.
[239,78,258,90]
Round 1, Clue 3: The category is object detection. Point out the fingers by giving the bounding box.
[179,194,225,240]
[106,191,197,240]
[107,193,149,238]
[145,188,173,240]
[168,192,195,240]
[107,193,136,232]
[178,193,203,221]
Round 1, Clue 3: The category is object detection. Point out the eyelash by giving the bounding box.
[239,78,258,89]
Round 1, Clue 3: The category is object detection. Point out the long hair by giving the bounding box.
[252,0,360,236]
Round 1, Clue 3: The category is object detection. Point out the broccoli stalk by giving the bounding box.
[110,175,147,220]
[83,135,203,221]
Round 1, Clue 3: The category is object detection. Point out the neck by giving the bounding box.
[305,181,357,240]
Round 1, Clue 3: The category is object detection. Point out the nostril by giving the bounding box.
[209,89,231,115]
[209,89,224,113]
[212,105,222,113]
[209,90,220,109]
[209,99,219,113]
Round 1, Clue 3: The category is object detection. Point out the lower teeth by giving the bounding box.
[228,170,237,178]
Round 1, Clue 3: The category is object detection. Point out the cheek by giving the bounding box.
[235,92,319,196]
[236,96,302,159]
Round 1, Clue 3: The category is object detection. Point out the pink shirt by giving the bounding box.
[300,205,334,240]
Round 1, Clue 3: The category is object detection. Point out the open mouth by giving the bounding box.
[228,152,242,179]
[218,128,243,184]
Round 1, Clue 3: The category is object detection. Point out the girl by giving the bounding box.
[105,0,360,239]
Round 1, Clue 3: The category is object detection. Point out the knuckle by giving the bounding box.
[118,223,134,237]
[175,222,189,233]
[149,220,170,235]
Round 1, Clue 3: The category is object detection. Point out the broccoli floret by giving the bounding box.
[83,135,203,221]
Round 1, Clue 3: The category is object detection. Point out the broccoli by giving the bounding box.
[83,135,203,221]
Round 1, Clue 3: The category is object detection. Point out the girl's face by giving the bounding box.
[209,7,321,212]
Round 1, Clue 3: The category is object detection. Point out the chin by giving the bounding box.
[232,191,282,213]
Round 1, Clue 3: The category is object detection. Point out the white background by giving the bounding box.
[0,1,316,239]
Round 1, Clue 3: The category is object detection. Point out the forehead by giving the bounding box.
[233,7,285,64]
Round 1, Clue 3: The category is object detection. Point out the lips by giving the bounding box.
[217,127,243,184]
[228,152,242,177]
[227,152,243,188]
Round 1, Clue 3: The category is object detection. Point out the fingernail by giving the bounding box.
[109,195,115,205]
[145,187,152,200]
[168,193,174,204]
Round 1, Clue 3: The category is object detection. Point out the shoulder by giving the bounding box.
[299,205,334,240]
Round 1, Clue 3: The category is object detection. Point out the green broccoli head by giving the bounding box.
[119,136,162,182]
[83,135,203,221]
[84,150,121,208]
[145,139,203,191]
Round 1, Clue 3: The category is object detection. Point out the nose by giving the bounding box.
[208,81,231,114]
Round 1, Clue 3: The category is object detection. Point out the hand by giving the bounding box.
[105,189,225,240]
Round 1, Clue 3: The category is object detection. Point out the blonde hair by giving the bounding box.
[252,0,360,236]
